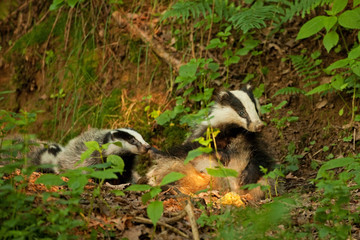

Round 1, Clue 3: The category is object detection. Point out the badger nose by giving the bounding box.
[255,123,264,132]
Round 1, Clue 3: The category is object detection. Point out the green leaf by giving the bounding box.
[90,169,117,180]
[323,31,339,52]
[351,62,360,76]
[355,114,360,121]
[349,45,360,59]
[107,155,124,174]
[125,184,152,191]
[49,0,64,11]
[35,174,65,186]
[296,16,326,40]
[147,201,163,226]
[317,157,355,178]
[328,0,348,16]
[206,168,238,177]
[338,8,360,29]
[67,0,79,8]
[179,62,197,78]
[112,190,125,196]
[326,59,352,72]
[306,84,330,95]
[67,175,88,191]
[323,16,337,32]
[339,107,344,116]
[355,0,360,8]
[85,141,101,151]
[184,147,212,164]
[159,172,185,186]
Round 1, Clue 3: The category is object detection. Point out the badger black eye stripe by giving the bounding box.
[112,130,136,142]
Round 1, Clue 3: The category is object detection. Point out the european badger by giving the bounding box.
[29,143,64,173]
[56,128,151,183]
[147,85,273,200]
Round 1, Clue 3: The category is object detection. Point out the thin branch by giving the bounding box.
[133,216,190,239]
[112,11,182,72]
[184,201,200,240]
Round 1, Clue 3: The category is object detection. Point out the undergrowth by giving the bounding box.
[1,0,360,239]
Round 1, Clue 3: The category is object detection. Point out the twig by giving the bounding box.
[161,210,187,224]
[112,11,182,72]
[133,216,189,239]
[184,201,200,240]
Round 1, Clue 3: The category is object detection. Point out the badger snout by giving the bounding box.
[249,121,264,132]
[139,144,152,154]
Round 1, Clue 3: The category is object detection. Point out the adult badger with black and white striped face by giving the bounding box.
[147,85,273,200]
[57,128,151,183]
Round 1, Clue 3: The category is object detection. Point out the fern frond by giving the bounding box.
[289,55,321,82]
[272,87,306,97]
[162,0,212,21]
[229,3,280,33]
[268,0,334,28]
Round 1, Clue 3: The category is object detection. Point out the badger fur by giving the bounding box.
[56,128,151,183]
[29,143,64,173]
[147,85,273,200]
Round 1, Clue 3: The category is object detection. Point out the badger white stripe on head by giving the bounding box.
[206,89,264,132]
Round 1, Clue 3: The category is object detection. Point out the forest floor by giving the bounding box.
[1,1,359,239]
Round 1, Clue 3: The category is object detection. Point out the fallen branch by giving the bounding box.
[184,201,200,240]
[112,11,182,72]
[133,216,189,239]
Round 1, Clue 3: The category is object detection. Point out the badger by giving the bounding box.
[29,143,64,173]
[147,85,274,200]
[56,128,151,183]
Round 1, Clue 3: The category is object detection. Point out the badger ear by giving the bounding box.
[217,90,231,104]
[242,84,253,92]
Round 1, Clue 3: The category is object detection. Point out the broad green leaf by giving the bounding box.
[355,0,360,7]
[207,168,238,177]
[112,190,125,196]
[107,155,124,174]
[147,201,163,226]
[179,62,197,78]
[296,16,326,40]
[317,157,354,178]
[339,8,360,29]
[35,174,65,186]
[49,0,64,11]
[327,0,348,16]
[85,141,101,151]
[326,59,352,72]
[90,169,118,180]
[67,175,88,191]
[355,114,360,121]
[67,0,78,8]
[159,172,185,186]
[149,187,162,198]
[306,84,330,95]
[351,62,360,76]
[323,31,339,52]
[323,16,337,32]
[125,184,152,191]
[184,147,212,164]
[349,45,360,59]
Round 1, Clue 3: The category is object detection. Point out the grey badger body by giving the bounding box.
[57,128,151,183]
[147,85,274,200]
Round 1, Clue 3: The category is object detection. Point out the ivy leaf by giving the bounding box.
[159,172,185,186]
[147,201,163,226]
[296,16,326,40]
[323,31,339,53]
[339,8,360,29]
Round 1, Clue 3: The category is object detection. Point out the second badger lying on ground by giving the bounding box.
[147,85,274,200]
[35,128,151,184]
